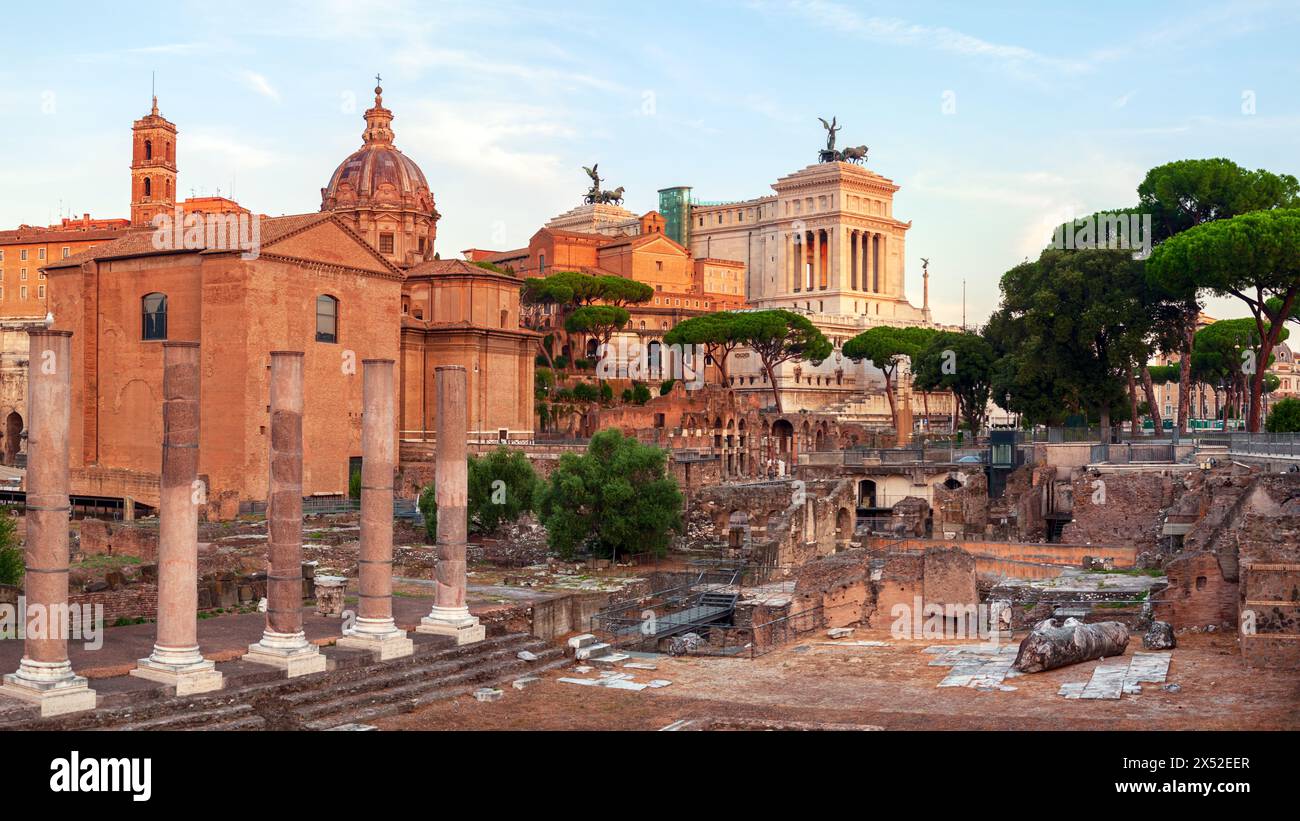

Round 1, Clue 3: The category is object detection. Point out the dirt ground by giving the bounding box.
[375,628,1300,731]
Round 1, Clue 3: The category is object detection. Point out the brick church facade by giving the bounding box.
[37,84,535,515]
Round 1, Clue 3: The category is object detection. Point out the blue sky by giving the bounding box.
[2,0,1298,326]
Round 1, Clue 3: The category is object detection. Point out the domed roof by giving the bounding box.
[325,143,429,199]
[321,83,434,215]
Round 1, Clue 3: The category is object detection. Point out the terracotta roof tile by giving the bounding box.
[41,213,336,271]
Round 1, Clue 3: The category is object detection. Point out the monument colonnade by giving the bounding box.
[782,226,894,296]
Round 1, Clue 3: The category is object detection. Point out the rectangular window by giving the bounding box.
[20,269,27,280]
[316,295,339,343]
[62,247,70,259]
[37,285,45,298]
[20,286,28,300]
[378,233,394,254]
[655,260,663,271]
[37,248,45,260]
[19,249,27,261]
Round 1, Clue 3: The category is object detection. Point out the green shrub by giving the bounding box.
[417,484,438,542]
[660,379,676,396]
[572,382,599,402]
[537,429,682,560]
[419,448,539,539]
[0,511,21,586]
[1266,397,1300,432]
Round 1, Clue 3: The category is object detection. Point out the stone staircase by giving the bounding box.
[0,632,567,731]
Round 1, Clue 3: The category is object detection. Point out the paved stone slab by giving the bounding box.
[928,644,1020,690]
[1059,651,1173,700]
[325,723,378,731]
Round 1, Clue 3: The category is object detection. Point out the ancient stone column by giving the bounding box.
[0,329,96,717]
[132,342,223,694]
[338,359,412,660]
[245,351,326,676]
[417,366,484,644]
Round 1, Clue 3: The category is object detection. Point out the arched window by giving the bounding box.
[316,295,339,343]
[143,178,152,197]
[142,293,167,340]
[145,140,153,160]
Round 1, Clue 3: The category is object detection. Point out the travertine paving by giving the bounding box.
[1058,651,1172,700]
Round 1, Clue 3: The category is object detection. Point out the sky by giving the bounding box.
[2,0,1298,327]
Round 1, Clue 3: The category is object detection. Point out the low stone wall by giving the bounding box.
[69,466,161,509]
[792,546,978,631]
[79,519,160,561]
[869,536,1135,575]
[530,592,614,639]
[70,583,159,624]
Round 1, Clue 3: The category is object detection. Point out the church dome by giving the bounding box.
[321,83,435,216]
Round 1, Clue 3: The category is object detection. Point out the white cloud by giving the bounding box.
[185,131,279,170]
[775,0,1092,80]
[239,71,280,102]
[397,99,575,184]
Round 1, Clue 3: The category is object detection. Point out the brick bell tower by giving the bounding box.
[130,94,178,227]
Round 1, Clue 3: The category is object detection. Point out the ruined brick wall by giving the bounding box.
[70,583,159,623]
[889,496,930,537]
[1236,480,1300,668]
[933,471,989,537]
[1060,470,1181,549]
[78,519,159,561]
[988,464,1051,541]
[792,548,875,627]
[692,477,857,567]
[791,546,975,631]
[1153,551,1237,630]
[922,546,978,610]
[872,552,925,629]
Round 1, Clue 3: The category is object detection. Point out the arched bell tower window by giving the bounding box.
[143,178,152,198]
[316,295,339,343]
[144,140,153,160]
[142,292,167,340]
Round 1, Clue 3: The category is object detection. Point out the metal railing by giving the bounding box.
[1225,432,1300,458]
[593,603,825,659]
[1089,442,1177,464]
[839,446,987,466]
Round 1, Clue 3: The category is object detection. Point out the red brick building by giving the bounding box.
[31,84,536,513]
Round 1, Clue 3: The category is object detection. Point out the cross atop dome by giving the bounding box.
[363,74,394,146]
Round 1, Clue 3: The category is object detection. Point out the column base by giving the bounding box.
[244,631,328,678]
[1,670,98,718]
[337,628,414,661]
[416,608,485,645]
[131,653,224,696]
